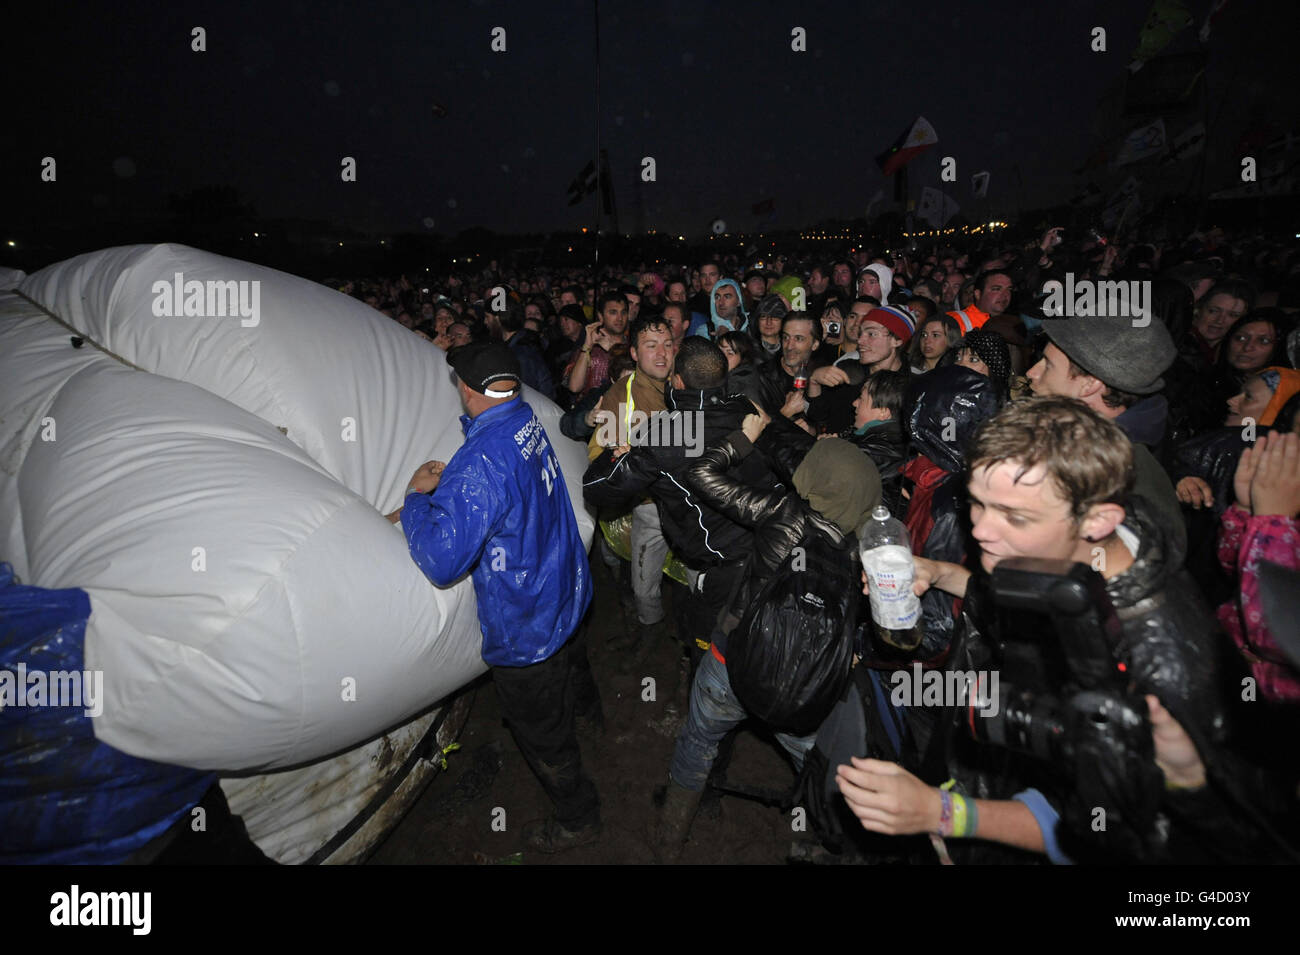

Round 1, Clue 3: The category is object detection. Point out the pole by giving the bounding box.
[592,0,601,274]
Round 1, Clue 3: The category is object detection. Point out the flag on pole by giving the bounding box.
[1129,0,1193,72]
[971,171,990,198]
[1114,118,1167,166]
[876,117,938,176]
[566,160,598,206]
[916,187,959,227]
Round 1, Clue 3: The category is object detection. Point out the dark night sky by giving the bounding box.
[3,1,1292,241]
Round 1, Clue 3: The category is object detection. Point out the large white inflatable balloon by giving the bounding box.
[1,245,594,860]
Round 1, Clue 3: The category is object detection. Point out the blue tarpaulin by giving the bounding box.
[0,563,214,863]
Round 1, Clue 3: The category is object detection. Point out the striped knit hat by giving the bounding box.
[866,305,917,343]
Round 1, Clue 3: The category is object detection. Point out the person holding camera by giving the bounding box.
[837,397,1228,863]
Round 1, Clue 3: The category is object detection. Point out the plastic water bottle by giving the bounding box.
[859,505,924,651]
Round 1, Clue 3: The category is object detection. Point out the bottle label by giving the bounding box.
[862,544,921,629]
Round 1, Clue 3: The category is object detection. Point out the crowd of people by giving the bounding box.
[366,221,1300,863]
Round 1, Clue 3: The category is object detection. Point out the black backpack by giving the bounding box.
[727,519,858,737]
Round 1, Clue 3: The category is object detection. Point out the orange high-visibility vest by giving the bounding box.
[947,306,990,333]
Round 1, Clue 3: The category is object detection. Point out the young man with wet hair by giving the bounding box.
[838,396,1228,863]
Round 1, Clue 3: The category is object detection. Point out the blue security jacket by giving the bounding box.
[401,397,592,667]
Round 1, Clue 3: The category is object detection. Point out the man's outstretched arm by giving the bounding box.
[835,758,1050,856]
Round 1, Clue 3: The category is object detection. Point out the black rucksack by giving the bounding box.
[727,519,858,737]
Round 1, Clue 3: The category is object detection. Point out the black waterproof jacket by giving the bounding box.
[682,429,855,656]
[933,497,1243,863]
[582,387,780,569]
[897,366,1001,667]
[756,420,907,519]
[1169,426,1253,513]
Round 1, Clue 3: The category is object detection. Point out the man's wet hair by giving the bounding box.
[676,337,727,390]
[782,311,821,343]
[967,396,1134,523]
[865,370,909,421]
[661,301,688,325]
[1198,279,1256,315]
[628,314,673,349]
[974,269,1014,294]
[597,290,628,314]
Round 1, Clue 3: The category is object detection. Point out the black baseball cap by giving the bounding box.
[448,341,522,397]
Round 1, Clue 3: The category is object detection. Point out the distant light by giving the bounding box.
[678,236,684,241]
[338,242,343,246]
[581,227,588,234]
[5,240,13,247]
[253,232,259,237]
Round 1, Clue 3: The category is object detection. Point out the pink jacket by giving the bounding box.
[1217,505,1300,702]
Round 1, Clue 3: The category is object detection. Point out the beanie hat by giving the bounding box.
[1258,366,1300,427]
[867,305,916,343]
[962,328,1011,391]
[792,438,882,535]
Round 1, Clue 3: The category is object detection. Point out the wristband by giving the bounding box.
[937,780,977,838]
[405,486,421,497]
[937,788,954,836]
[950,793,975,838]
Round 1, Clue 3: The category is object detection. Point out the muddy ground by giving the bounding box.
[368,555,811,865]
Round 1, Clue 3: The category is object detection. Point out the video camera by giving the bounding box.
[966,557,1164,860]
